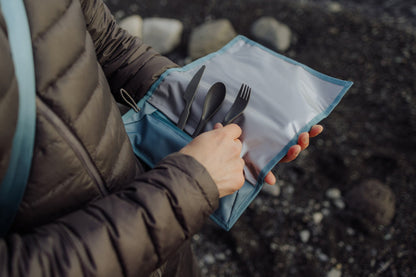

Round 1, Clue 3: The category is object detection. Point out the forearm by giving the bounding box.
[0,154,218,277]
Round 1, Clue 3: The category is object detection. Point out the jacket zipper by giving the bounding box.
[36,97,108,196]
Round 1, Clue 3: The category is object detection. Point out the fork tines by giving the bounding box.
[239,84,251,101]
[222,83,251,125]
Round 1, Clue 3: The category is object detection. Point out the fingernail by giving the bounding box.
[302,135,308,145]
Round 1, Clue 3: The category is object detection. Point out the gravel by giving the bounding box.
[106,0,416,276]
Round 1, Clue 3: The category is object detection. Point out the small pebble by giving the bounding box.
[322,208,331,216]
[318,252,329,262]
[326,188,341,199]
[215,252,226,261]
[203,253,215,265]
[300,230,311,243]
[285,185,295,195]
[384,233,392,240]
[346,227,355,236]
[334,199,346,209]
[313,212,324,224]
[327,268,342,277]
[328,2,342,13]
[262,183,281,196]
[270,242,279,251]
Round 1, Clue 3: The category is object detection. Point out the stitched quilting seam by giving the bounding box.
[72,65,100,123]
[57,221,97,276]
[82,206,128,277]
[113,192,164,263]
[32,0,73,42]
[41,40,87,93]
[107,132,129,182]
[92,95,113,151]
[36,96,108,196]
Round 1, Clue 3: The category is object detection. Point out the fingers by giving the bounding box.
[225,123,243,139]
[264,171,276,185]
[212,123,243,150]
[309,124,324,138]
[280,144,301,163]
[280,124,323,163]
[298,132,309,150]
[214,123,242,139]
[233,136,243,148]
[297,125,324,150]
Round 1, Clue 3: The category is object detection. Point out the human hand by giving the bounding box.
[264,124,324,185]
[179,123,245,198]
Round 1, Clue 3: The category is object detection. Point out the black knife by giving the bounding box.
[177,65,206,130]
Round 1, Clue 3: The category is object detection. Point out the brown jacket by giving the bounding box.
[0,0,219,276]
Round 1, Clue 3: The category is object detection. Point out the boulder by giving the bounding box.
[250,16,292,52]
[119,15,143,38]
[143,17,183,54]
[188,19,237,60]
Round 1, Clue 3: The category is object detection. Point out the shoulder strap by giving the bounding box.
[0,0,36,236]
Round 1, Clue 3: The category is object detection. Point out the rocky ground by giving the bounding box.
[106,0,416,276]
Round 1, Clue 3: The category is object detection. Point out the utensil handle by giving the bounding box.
[177,105,190,130]
[222,117,234,126]
[193,119,207,137]
[222,112,241,125]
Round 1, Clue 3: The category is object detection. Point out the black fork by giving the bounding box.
[222,84,251,125]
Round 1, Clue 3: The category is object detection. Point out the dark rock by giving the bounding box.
[345,179,396,227]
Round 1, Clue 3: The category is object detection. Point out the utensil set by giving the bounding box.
[177,65,251,137]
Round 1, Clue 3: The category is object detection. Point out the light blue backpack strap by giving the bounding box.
[0,0,36,236]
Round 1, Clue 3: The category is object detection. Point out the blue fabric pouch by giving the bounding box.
[122,35,353,231]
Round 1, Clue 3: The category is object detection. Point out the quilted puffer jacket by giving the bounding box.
[0,0,219,276]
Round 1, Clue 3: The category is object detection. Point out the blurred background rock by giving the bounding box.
[105,0,416,276]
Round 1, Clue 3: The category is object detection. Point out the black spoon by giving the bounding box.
[193,82,226,137]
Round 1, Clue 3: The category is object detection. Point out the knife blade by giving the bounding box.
[177,65,206,130]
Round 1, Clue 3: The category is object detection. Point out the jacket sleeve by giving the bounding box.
[79,0,178,104]
[0,153,219,277]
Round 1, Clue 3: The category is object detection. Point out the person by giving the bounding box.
[0,0,323,276]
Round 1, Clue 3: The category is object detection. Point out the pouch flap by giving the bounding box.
[123,35,353,230]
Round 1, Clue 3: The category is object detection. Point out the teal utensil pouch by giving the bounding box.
[122,35,353,231]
